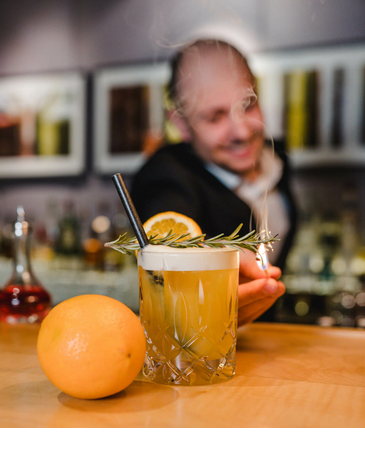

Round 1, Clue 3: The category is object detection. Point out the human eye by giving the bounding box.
[205,111,225,124]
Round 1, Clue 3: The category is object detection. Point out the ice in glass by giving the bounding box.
[138,245,239,386]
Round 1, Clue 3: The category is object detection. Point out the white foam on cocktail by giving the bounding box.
[138,245,239,271]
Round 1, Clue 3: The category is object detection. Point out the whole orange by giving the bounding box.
[37,294,146,399]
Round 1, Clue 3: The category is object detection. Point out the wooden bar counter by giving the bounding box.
[1,322,365,427]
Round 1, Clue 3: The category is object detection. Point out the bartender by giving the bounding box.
[132,37,296,323]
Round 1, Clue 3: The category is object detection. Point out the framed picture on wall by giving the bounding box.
[93,62,171,175]
[0,72,86,178]
[249,43,365,168]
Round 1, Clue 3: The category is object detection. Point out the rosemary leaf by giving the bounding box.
[105,223,279,256]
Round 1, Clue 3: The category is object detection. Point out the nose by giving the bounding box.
[227,110,254,141]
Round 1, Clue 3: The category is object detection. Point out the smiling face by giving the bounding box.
[175,41,265,175]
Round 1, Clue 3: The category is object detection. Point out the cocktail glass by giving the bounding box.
[138,245,239,386]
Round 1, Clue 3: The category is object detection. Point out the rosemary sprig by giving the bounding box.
[105,223,279,256]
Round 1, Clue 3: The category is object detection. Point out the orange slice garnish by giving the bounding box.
[143,211,202,240]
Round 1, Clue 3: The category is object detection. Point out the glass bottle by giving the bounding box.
[0,206,51,324]
[55,200,81,256]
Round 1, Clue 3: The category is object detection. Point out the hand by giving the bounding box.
[237,253,285,327]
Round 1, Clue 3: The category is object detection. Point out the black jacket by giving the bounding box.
[131,142,297,319]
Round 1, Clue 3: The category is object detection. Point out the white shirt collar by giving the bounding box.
[205,148,288,264]
[205,147,283,197]
[205,162,242,190]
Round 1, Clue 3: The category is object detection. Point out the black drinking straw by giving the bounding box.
[112,173,149,249]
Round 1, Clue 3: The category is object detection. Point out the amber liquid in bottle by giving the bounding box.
[0,207,51,323]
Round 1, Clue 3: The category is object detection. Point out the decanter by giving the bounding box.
[0,206,51,323]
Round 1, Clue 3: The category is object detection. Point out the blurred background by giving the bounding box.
[1,0,365,325]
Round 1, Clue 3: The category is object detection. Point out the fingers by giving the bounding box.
[238,300,276,327]
[237,279,285,327]
[267,265,282,280]
[238,278,284,304]
[239,259,282,283]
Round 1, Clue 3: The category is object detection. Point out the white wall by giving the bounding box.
[0,0,364,75]
[1,0,365,231]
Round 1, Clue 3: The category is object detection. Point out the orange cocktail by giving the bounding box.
[138,245,239,386]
